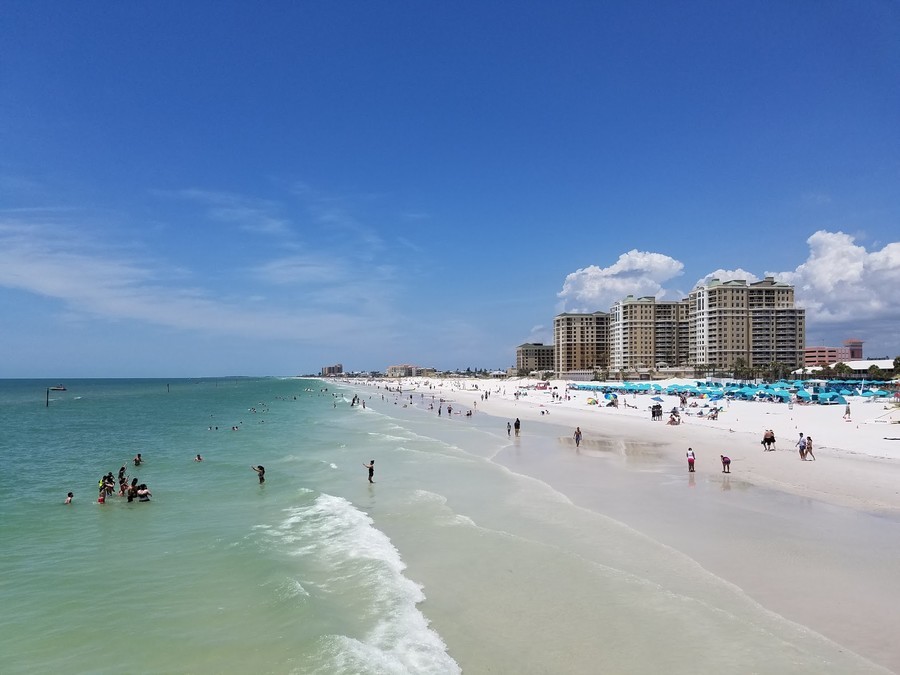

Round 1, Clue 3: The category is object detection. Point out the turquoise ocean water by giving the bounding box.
[0,378,893,674]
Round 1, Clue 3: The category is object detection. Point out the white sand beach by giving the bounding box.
[347,376,900,673]
[416,376,900,513]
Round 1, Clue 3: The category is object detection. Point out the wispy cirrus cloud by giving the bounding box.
[0,217,390,340]
[159,188,292,236]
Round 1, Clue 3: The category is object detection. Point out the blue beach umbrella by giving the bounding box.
[651,396,664,402]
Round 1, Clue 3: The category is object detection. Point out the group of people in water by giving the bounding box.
[91,453,151,504]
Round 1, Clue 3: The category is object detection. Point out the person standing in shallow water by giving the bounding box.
[363,460,375,483]
[573,427,582,448]
[251,465,265,483]
[514,418,521,436]
[720,455,731,473]
[686,448,696,472]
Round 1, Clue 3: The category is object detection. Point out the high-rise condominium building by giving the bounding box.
[553,312,610,376]
[688,277,805,369]
[516,343,555,373]
[609,296,690,371]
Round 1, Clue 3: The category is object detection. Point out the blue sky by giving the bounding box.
[2,1,898,377]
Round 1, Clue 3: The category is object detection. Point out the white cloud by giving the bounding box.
[773,230,900,326]
[557,249,684,312]
[695,268,760,287]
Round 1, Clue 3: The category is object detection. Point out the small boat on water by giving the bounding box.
[49,384,66,391]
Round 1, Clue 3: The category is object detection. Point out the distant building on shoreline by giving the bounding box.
[804,339,863,366]
[516,343,555,374]
[385,364,437,378]
[609,296,690,372]
[546,276,806,378]
[553,312,610,376]
[689,277,805,371]
[321,363,343,376]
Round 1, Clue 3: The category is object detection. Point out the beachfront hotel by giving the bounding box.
[550,277,805,378]
[553,312,610,377]
[609,296,691,371]
[515,342,555,374]
[804,339,864,366]
[689,277,805,370]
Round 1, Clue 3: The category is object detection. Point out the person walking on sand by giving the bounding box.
[720,455,731,473]
[796,433,807,460]
[573,427,582,448]
[805,436,816,461]
[686,448,696,472]
[843,403,851,421]
[251,465,265,483]
[363,459,375,483]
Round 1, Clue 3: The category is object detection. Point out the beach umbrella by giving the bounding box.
[796,390,811,399]
[861,391,875,397]
[651,396,664,402]
[874,390,890,396]
[604,392,617,400]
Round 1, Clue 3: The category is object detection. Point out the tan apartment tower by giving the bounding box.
[516,343,555,374]
[609,296,690,372]
[688,277,805,370]
[553,312,610,377]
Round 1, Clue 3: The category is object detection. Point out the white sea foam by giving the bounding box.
[271,494,460,674]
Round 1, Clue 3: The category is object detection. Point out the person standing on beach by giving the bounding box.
[573,427,582,448]
[720,455,731,473]
[805,436,816,461]
[251,465,265,483]
[514,418,521,437]
[363,459,375,483]
[796,433,807,460]
[843,404,851,421]
[507,422,511,437]
[686,448,696,472]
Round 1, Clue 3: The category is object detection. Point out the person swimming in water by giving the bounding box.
[251,465,265,484]
[64,492,73,504]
